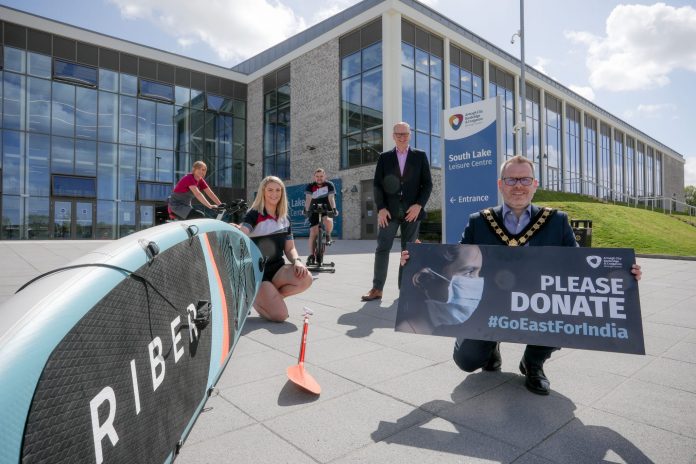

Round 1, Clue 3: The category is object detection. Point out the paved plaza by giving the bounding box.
[1,239,695,463]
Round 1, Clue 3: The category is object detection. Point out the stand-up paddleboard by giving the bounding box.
[0,219,263,464]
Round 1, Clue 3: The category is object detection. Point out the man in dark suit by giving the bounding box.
[361,122,432,302]
[401,154,642,395]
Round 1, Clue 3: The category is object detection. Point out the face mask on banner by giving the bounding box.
[424,272,484,327]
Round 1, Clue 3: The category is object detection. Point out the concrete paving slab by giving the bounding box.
[664,340,696,364]
[550,348,654,378]
[264,388,432,463]
[333,416,523,464]
[633,357,696,394]
[533,407,696,464]
[323,346,435,385]
[594,378,696,438]
[542,362,627,406]
[436,381,581,449]
[183,395,256,446]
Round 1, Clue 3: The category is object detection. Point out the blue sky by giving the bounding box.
[3,0,695,186]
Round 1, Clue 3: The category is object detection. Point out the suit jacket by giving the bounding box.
[373,147,433,221]
[460,204,577,247]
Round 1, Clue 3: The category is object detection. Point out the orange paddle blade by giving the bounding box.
[286,364,321,395]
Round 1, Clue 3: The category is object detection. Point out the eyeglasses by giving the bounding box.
[393,132,411,137]
[501,177,534,186]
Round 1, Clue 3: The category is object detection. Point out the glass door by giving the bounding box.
[51,199,95,239]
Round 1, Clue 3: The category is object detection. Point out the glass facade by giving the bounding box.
[613,130,624,200]
[448,44,483,107]
[584,114,597,196]
[401,22,443,167]
[1,39,246,240]
[636,141,645,196]
[489,65,515,159]
[646,146,654,196]
[263,66,290,179]
[522,85,541,177]
[625,136,634,196]
[599,123,612,200]
[544,95,562,191]
[340,20,383,169]
[565,104,581,193]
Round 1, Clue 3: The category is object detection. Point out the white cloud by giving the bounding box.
[568,85,595,101]
[565,3,696,91]
[311,0,356,24]
[531,56,550,76]
[109,0,307,65]
[623,103,677,119]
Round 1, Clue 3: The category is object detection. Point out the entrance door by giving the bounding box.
[360,179,377,239]
[51,199,95,239]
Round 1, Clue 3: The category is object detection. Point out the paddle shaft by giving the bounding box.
[298,316,309,363]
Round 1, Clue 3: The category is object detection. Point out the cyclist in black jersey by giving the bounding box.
[304,168,338,264]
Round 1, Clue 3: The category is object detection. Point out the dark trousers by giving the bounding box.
[372,216,420,291]
[452,339,558,371]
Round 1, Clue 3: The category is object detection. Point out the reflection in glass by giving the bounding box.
[362,42,381,71]
[119,145,137,201]
[75,201,94,238]
[155,149,173,183]
[3,72,26,130]
[99,69,119,92]
[120,73,138,96]
[156,102,174,150]
[175,86,190,107]
[53,60,98,87]
[118,201,136,238]
[98,143,117,200]
[415,48,429,75]
[27,133,50,197]
[342,52,360,79]
[2,130,25,194]
[98,91,119,142]
[51,136,75,174]
[75,139,97,176]
[138,146,155,181]
[28,77,51,133]
[27,197,50,239]
[53,200,72,239]
[137,98,156,147]
[119,95,137,145]
[76,87,98,140]
[4,47,26,73]
[52,81,75,137]
[97,200,116,239]
[401,43,414,68]
[1,195,22,239]
[139,204,154,230]
[28,52,52,78]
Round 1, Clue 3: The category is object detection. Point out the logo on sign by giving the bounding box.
[449,114,464,130]
[586,256,601,268]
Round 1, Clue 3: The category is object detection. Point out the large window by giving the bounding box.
[646,146,654,196]
[565,105,581,193]
[448,44,483,107]
[401,20,443,167]
[636,141,645,196]
[340,20,383,169]
[544,95,562,191]
[613,130,624,201]
[489,65,515,159]
[263,66,291,179]
[584,114,597,196]
[523,85,541,177]
[599,123,611,200]
[655,151,662,196]
[625,136,635,197]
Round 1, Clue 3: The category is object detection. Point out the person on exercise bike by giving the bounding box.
[168,161,223,219]
[304,168,338,265]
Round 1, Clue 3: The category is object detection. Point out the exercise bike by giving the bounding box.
[305,203,336,273]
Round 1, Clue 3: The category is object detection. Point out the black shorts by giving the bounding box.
[262,259,285,282]
[309,212,332,227]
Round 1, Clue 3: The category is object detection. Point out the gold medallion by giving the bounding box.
[508,238,519,246]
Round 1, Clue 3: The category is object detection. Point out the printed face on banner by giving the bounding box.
[498,161,538,212]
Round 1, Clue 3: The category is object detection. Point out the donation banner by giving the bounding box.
[396,243,644,355]
[442,97,502,244]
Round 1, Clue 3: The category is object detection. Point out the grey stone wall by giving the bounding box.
[246,78,264,201]
[663,154,686,203]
